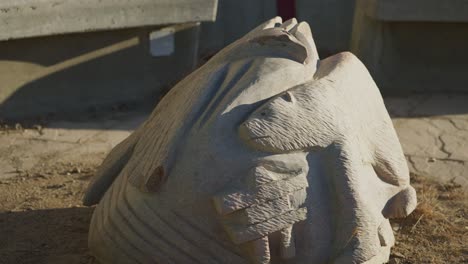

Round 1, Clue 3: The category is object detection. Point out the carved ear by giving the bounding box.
[144,165,167,193]
[281,91,295,103]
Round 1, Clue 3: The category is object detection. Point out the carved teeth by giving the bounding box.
[224,207,307,244]
[246,165,303,187]
[224,189,306,225]
[213,174,309,215]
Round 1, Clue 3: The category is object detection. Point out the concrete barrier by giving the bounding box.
[200,0,356,58]
[296,0,356,57]
[0,0,217,120]
[0,0,217,41]
[351,0,468,94]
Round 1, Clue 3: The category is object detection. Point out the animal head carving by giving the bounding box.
[85,18,416,264]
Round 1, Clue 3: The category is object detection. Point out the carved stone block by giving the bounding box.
[84,17,416,264]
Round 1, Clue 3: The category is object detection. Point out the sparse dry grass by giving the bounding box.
[390,174,468,263]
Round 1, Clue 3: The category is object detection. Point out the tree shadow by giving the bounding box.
[0,207,95,264]
[384,94,468,118]
[0,25,197,125]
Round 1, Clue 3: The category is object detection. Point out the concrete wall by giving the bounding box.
[351,0,468,94]
[200,0,356,57]
[0,24,200,120]
[199,0,276,55]
[0,0,217,41]
[0,0,218,120]
[296,0,356,57]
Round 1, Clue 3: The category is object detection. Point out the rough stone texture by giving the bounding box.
[351,0,468,94]
[224,208,308,245]
[83,18,416,264]
[387,95,468,187]
[213,174,308,215]
[0,24,200,120]
[0,0,217,41]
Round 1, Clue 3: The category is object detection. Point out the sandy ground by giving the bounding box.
[0,161,96,264]
[1,95,467,264]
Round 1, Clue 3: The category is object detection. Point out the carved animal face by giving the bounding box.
[239,83,337,153]
[86,17,416,264]
[237,53,417,263]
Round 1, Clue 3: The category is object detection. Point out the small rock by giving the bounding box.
[439,193,452,200]
[391,252,405,259]
[33,125,44,135]
[71,167,82,174]
[35,173,47,179]
[391,223,401,231]
[46,184,65,189]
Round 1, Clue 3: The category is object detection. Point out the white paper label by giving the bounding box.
[149,28,175,56]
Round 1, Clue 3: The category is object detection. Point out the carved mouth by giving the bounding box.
[250,135,272,141]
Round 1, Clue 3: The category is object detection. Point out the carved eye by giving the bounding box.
[260,112,267,116]
[281,91,295,103]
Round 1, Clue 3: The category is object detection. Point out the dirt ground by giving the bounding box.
[0,143,466,264]
[391,174,467,263]
[0,159,99,264]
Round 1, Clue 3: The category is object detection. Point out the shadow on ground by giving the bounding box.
[0,207,95,264]
[385,94,468,118]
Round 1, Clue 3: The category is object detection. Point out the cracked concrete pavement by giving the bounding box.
[388,94,468,187]
[0,95,467,187]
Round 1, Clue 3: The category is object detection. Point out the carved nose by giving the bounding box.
[332,220,394,264]
[383,186,417,219]
[238,122,252,141]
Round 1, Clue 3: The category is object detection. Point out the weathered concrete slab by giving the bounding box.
[0,0,217,41]
[364,0,468,22]
[387,95,468,187]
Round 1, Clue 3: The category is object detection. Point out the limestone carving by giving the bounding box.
[83,17,416,264]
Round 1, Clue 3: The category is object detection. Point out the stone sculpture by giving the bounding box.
[83,17,417,264]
